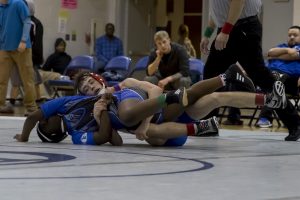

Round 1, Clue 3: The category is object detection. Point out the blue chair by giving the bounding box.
[189,58,204,84]
[102,56,131,86]
[127,56,149,78]
[47,55,95,98]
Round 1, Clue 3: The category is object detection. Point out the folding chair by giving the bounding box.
[127,56,149,79]
[102,56,131,86]
[189,58,204,84]
[47,55,95,98]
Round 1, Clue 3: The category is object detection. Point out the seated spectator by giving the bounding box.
[177,24,196,58]
[42,38,71,74]
[95,23,124,73]
[144,30,192,90]
[256,25,300,128]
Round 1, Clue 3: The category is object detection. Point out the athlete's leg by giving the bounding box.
[118,88,187,127]
[162,64,257,121]
[186,63,256,106]
[145,117,219,146]
[186,76,224,106]
[185,81,286,119]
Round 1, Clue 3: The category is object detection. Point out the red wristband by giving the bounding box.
[221,22,234,34]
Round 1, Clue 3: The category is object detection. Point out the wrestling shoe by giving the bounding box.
[165,87,188,107]
[285,127,300,141]
[195,116,219,136]
[225,63,256,92]
[265,81,287,109]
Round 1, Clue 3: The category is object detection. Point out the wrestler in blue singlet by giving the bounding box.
[40,95,100,145]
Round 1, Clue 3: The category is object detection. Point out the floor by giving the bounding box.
[1,113,300,200]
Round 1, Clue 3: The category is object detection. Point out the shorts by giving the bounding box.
[164,135,188,146]
[158,112,196,147]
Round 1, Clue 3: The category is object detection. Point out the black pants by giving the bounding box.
[203,16,300,132]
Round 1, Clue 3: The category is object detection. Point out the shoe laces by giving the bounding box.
[197,120,210,132]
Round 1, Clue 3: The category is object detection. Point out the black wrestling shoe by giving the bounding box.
[265,81,287,109]
[195,116,219,136]
[165,87,188,107]
[225,63,256,92]
[285,127,300,141]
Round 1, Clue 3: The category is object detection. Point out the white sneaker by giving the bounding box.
[195,116,219,136]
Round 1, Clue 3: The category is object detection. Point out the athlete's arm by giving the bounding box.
[110,129,123,146]
[119,78,163,97]
[14,109,44,142]
[93,110,115,145]
[93,97,123,146]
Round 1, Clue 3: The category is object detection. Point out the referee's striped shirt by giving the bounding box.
[209,0,262,27]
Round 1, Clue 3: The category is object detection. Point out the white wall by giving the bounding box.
[33,0,113,59]
[262,0,293,54]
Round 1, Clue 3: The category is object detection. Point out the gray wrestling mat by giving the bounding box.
[0,116,300,200]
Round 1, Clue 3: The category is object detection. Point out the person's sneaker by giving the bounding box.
[225,62,256,92]
[265,81,287,109]
[195,116,219,136]
[255,117,272,128]
[285,127,300,141]
[0,104,14,114]
[165,87,188,107]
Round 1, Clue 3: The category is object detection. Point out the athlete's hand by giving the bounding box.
[93,99,108,125]
[132,119,150,141]
[200,37,210,54]
[101,93,114,104]
[215,32,229,51]
[134,129,148,141]
[14,134,28,142]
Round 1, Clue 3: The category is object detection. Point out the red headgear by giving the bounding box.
[89,73,107,95]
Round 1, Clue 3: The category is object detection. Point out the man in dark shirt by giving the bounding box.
[144,31,191,90]
[42,38,71,74]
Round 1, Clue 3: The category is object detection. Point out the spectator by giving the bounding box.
[0,0,38,114]
[144,30,192,90]
[42,38,71,74]
[200,0,300,141]
[256,25,300,128]
[177,24,196,58]
[10,0,43,104]
[95,23,124,73]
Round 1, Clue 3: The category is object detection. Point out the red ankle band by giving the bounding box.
[186,123,195,136]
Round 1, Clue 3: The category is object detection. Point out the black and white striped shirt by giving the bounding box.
[209,0,262,27]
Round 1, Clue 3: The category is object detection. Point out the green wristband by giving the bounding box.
[204,27,214,38]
